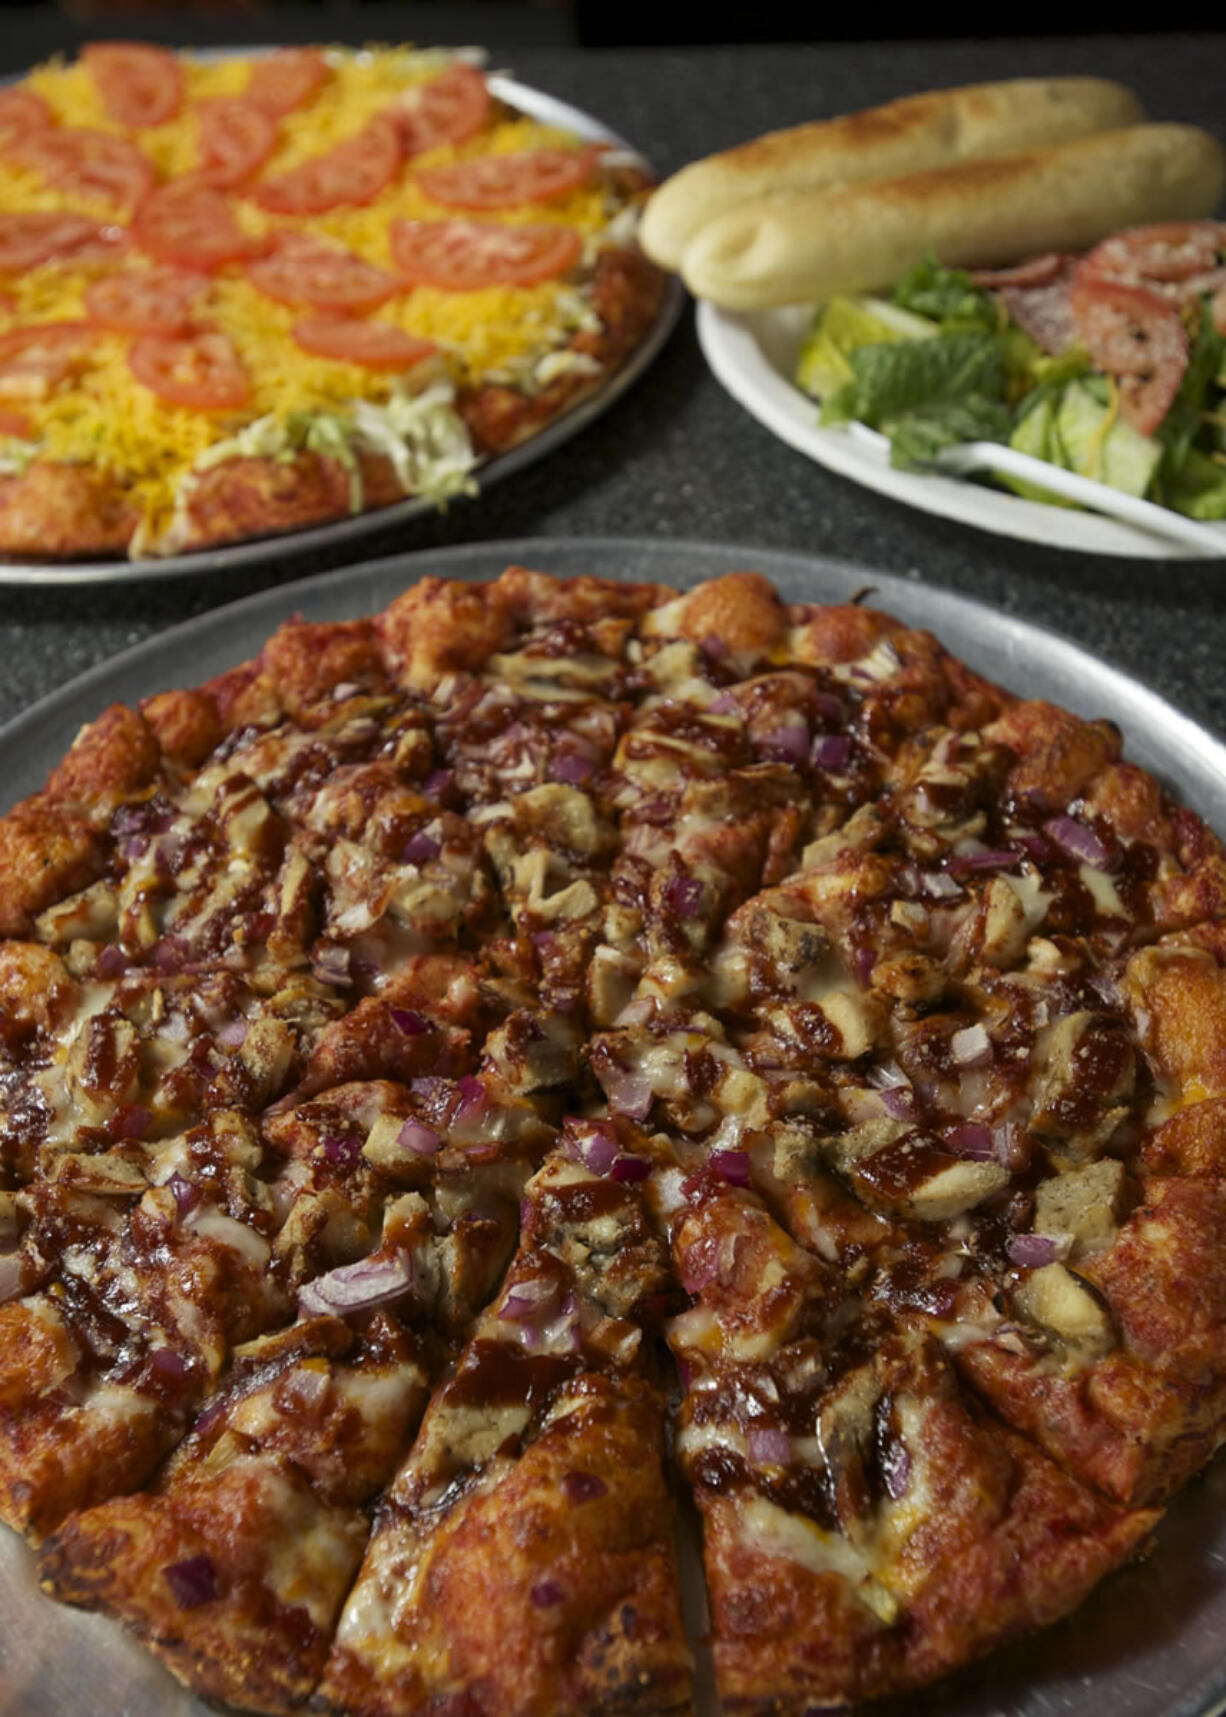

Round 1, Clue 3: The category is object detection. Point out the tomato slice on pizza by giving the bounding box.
[416,145,599,210]
[397,61,491,154]
[390,217,583,290]
[190,97,279,189]
[132,184,265,272]
[6,127,155,211]
[85,267,207,335]
[248,232,403,312]
[244,46,331,117]
[291,316,437,371]
[252,113,402,215]
[0,86,52,149]
[82,41,184,129]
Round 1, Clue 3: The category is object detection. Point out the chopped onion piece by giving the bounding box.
[390,1007,431,1037]
[610,1154,650,1183]
[397,1118,441,1157]
[811,733,851,770]
[569,1125,619,1177]
[550,751,592,784]
[1007,1233,1059,1268]
[950,1023,992,1068]
[879,1087,914,1121]
[1043,815,1114,871]
[664,874,703,918]
[323,1133,362,1170]
[867,1061,910,1090]
[946,1123,994,1161]
[947,848,1020,877]
[747,1425,791,1467]
[921,871,962,901]
[298,1251,416,1318]
[500,1276,556,1321]
[454,1075,487,1120]
[402,830,441,865]
[168,1172,201,1216]
[759,720,809,764]
[710,1148,751,1188]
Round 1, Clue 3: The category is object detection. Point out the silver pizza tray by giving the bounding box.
[1,538,1225,1717]
[0,68,684,590]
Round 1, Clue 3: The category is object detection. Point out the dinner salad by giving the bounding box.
[795,221,1226,520]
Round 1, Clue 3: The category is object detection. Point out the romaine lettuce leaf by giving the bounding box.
[1162,445,1226,519]
[820,333,1006,429]
[885,397,1012,471]
[891,256,1001,334]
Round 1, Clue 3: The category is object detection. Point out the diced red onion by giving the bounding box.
[855,945,876,986]
[950,1024,992,1068]
[664,874,703,918]
[95,944,129,978]
[454,1076,486,1120]
[610,1154,651,1183]
[759,720,809,764]
[812,691,847,722]
[423,769,453,798]
[164,1555,218,1609]
[811,734,851,770]
[149,1346,190,1382]
[298,1251,416,1317]
[1043,815,1114,871]
[921,871,962,901]
[323,1133,362,1170]
[500,1277,557,1321]
[390,1007,431,1037]
[216,1019,248,1049]
[867,1061,910,1091]
[881,1439,911,1501]
[1007,1234,1059,1268]
[563,1471,608,1505]
[699,633,727,661]
[154,935,191,974]
[311,943,352,987]
[397,1118,441,1157]
[604,1072,653,1122]
[710,691,739,716]
[1014,831,1053,864]
[402,829,442,865]
[710,1148,751,1188]
[168,1173,201,1216]
[991,1122,1029,1171]
[569,1125,620,1177]
[946,1123,994,1161]
[947,848,1021,877]
[550,752,593,785]
[879,1087,914,1121]
[0,1253,23,1304]
[747,1426,791,1466]
[531,1578,565,1609]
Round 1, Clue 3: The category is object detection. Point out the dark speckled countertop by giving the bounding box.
[2,22,1225,764]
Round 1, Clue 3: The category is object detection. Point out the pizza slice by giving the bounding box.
[35,1163,521,1712]
[663,1168,1157,1710]
[320,1124,691,1717]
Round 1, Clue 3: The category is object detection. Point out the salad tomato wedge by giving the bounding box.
[0,212,126,273]
[415,146,598,210]
[128,330,249,410]
[252,114,401,215]
[133,185,265,271]
[85,268,207,335]
[245,48,331,117]
[1068,274,1190,436]
[398,63,490,155]
[6,128,154,211]
[291,316,438,370]
[82,42,183,129]
[1081,221,1226,294]
[0,321,97,399]
[0,88,52,150]
[247,233,403,311]
[389,217,583,290]
[192,99,279,189]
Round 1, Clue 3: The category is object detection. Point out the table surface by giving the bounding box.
[2,24,1225,762]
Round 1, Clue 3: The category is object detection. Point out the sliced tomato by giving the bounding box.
[0,408,33,439]
[0,321,96,400]
[85,266,206,334]
[398,63,490,155]
[970,253,1068,290]
[291,316,437,371]
[390,217,582,291]
[247,232,402,312]
[415,146,598,211]
[1069,274,1189,436]
[0,211,126,273]
[133,184,264,272]
[245,48,330,117]
[192,98,278,189]
[128,329,249,410]
[1083,222,1226,286]
[252,114,401,216]
[7,128,155,210]
[0,87,53,150]
[82,42,183,129]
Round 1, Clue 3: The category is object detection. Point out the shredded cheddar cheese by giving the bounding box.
[0,46,634,552]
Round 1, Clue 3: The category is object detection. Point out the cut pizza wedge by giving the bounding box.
[662,1170,1158,1709]
[320,1129,692,1717]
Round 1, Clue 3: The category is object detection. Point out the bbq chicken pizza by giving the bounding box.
[4,561,1226,1714]
[0,45,664,561]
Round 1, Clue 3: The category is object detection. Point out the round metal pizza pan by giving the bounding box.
[1,536,1226,1717]
[0,68,685,589]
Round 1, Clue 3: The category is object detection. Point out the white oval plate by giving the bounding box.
[696,298,1226,560]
